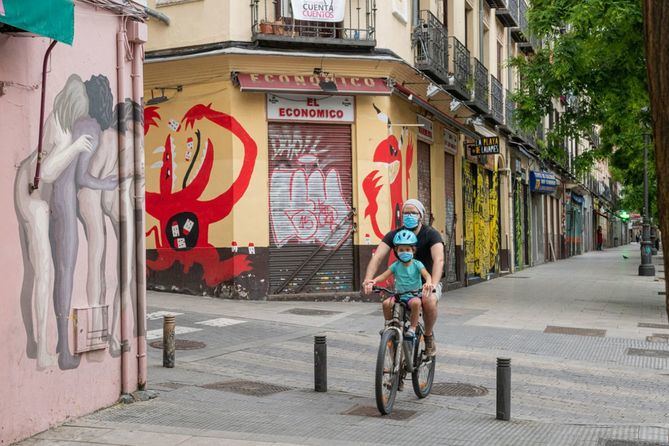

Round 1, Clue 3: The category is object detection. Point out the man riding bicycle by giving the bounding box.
[363,199,444,356]
[370,229,432,341]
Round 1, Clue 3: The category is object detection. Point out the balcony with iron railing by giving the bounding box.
[511,0,529,42]
[519,34,540,54]
[504,90,516,132]
[251,0,376,49]
[489,75,504,124]
[413,10,449,85]
[467,57,489,114]
[443,36,471,100]
[495,0,519,27]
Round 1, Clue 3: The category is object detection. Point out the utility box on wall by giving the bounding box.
[74,306,110,354]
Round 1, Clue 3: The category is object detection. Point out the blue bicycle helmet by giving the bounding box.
[392,229,418,247]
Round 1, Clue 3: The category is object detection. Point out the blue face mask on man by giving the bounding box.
[398,251,414,263]
[403,212,420,229]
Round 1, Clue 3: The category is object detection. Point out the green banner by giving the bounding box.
[0,0,74,45]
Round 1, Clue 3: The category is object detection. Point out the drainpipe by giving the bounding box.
[31,39,58,192]
[117,27,134,397]
[131,36,147,391]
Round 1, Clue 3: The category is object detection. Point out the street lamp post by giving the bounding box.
[639,132,655,276]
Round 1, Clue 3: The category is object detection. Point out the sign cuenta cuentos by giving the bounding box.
[267,94,355,123]
[291,0,345,22]
[468,137,500,156]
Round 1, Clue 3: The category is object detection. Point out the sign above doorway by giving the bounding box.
[468,137,500,156]
[267,94,355,123]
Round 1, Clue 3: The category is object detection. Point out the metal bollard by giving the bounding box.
[314,335,327,392]
[163,315,176,368]
[496,357,511,420]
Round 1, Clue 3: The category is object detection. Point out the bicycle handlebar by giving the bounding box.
[372,286,422,298]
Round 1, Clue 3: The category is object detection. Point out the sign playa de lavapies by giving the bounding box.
[291,0,345,22]
[468,137,500,156]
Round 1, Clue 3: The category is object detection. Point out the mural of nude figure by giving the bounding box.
[79,98,141,357]
[15,74,94,370]
[50,75,117,370]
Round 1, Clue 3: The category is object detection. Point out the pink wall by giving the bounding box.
[0,4,143,444]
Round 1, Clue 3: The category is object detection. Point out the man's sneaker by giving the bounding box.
[424,335,437,357]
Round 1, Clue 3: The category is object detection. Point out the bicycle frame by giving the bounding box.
[375,286,422,374]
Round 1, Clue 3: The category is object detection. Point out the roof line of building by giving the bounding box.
[145,43,404,64]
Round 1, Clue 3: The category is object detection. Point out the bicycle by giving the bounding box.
[373,286,436,415]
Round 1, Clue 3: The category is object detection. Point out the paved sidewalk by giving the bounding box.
[19,246,669,445]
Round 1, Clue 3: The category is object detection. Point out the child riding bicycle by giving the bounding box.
[369,229,432,341]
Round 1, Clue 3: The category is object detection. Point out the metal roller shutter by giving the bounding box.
[444,152,457,282]
[268,123,354,295]
[417,141,432,224]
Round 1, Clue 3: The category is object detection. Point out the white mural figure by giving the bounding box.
[15,75,94,369]
[49,75,120,370]
[76,96,138,358]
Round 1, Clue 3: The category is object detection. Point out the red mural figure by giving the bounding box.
[144,105,161,136]
[362,132,414,238]
[145,103,257,287]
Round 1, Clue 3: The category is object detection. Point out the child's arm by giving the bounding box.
[420,267,432,299]
[372,269,393,285]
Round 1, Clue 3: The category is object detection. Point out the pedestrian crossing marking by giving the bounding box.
[196,317,247,327]
[146,326,202,340]
[146,311,184,321]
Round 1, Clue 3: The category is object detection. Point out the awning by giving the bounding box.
[0,0,74,44]
[235,73,392,95]
[571,192,585,205]
[473,122,497,138]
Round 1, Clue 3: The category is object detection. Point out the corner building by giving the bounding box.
[143,0,619,299]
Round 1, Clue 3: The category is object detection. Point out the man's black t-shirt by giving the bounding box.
[382,225,444,277]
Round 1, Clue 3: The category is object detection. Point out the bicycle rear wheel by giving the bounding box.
[411,325,436,398]
[375,329,400,415]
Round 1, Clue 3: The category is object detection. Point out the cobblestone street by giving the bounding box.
[20,246,668,446]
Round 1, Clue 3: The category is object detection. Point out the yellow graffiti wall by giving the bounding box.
[463,161,500,279]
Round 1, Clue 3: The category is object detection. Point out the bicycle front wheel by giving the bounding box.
[412,326,436,398]
[375,329,400,415]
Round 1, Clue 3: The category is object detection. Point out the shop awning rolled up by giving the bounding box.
[0,0,74,44]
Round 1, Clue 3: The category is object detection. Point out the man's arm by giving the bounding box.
[429,242,445,287]
[420,267,433,299]
[362,241,392,294]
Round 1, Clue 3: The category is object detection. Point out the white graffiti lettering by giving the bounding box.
[270,167,352,248]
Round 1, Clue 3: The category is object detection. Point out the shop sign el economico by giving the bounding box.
[468,137,500,156]
[267,94,355,123]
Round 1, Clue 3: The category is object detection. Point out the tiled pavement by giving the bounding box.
[18,245,669,445]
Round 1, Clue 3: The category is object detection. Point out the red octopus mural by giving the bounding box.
[362,125,414,238]
[145,103,257,287]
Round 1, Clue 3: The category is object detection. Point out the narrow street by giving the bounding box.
[20,246,668,446]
